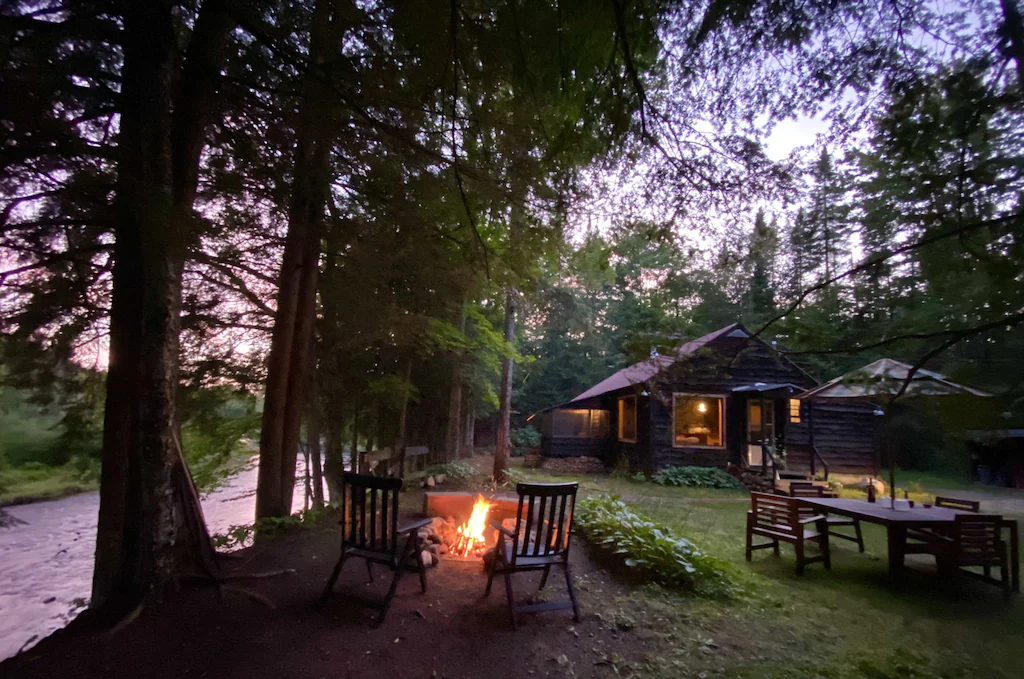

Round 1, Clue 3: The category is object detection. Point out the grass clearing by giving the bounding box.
[515,466,1024,678]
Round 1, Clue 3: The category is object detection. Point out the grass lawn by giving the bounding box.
[515,467,1024,679]
[0,463,97,506]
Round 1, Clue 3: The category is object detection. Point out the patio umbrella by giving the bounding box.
[798,358,991,502]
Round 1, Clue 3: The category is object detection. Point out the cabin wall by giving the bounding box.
[646,336,815,471]
[788,401,878,474]
[540,399,615,461]
[614,395,650,471]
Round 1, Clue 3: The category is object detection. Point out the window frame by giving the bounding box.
[671,392,727,449]
[789,398,802,423]
[617,395,638,443]
[552,408,610,439]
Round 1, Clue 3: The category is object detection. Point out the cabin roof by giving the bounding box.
[569,323,742,402]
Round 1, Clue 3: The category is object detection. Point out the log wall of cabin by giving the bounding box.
[787,401,878,474]
[645,336,816,471]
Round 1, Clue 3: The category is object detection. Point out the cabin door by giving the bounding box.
[746,399,775,467]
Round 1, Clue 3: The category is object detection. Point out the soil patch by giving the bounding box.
[1,510,652,679]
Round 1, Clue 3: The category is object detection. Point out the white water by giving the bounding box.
[0,456,325,661]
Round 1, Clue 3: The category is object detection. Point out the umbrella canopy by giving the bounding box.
[798,358,991,402]
[797,358,991,501]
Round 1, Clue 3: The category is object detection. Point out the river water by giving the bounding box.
[0,456,324,661]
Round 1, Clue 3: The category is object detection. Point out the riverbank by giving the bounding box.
[0,465,98,507]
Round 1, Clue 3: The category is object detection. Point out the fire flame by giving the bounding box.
[452,495,493,558]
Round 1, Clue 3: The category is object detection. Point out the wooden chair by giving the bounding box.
[935,496,981,513]
[746,492,831,575]
[319,473,433,625]
[484,482,581,629]
[924,514,1013,600]
[789,483,865,552]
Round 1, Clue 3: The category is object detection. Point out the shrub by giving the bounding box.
[426,460,476,480]
[650,466,742,490]
[575,496,734,598]
[510,425,540,457]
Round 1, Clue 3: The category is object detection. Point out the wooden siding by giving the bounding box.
[647,336,816,470]
[540,332,877,475]
[788,400,878,474]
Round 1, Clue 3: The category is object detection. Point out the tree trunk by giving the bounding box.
[92,0,231,613]
[463,397,475,458]
[256,0,338,519]
[307,349,324,508]
[492,288,517,483]
[396,359,413,474]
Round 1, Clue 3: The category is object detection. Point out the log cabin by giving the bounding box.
[532,323,878,480]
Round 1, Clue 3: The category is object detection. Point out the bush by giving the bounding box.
[575,496,734,598]
[510,425,540,457]
[650,466,743,490]
[426,460,476,480]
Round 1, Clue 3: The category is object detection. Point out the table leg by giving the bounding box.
[1007,519,1019,594]
[887,525,906,582]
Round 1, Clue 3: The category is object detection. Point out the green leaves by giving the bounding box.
[649,466,744,490]
[575,495,735,598]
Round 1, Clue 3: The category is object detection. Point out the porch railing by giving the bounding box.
[809,445,830,481]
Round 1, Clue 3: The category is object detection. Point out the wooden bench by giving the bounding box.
[746,492,831,575]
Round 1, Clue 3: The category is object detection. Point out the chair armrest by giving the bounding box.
[798,515,828,525]
[397,517,434,534]
[489,519,515,538]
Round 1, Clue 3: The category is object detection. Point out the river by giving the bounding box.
[0,456,325,661]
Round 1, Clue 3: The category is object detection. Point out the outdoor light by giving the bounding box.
[697,401,707,413]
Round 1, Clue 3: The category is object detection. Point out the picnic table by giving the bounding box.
[797,497,1020,591]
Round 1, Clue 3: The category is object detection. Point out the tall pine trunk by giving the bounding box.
[257,0,338,519]
[93,0,232,612]
[462,396,475,458]
[307,342,324,508]
[492,288,517,482]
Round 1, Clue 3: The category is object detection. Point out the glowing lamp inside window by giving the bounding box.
[696,401,707,413]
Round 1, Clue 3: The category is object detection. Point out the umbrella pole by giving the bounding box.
[885,404,895,502]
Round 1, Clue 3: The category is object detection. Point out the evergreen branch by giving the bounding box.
[782,310,1024,358]
[751,211,1023,341]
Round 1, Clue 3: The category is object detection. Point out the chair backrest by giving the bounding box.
[749,492,801,535]
[510,482,578,565]
[789,483,826,498]
[935,496,980,513]
[341,472,402,556]
[953,514,1004,566]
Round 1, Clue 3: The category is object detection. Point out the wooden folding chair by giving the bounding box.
[484,482,581,629]
[789,483,864,552]
[319,473,432,625]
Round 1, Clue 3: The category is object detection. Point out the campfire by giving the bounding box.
[450,495,493,558]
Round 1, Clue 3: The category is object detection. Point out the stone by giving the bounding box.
[425,476,436,488]
[430,552,439,567]
[437,543,448,555]
[849,476,886,495]
[427,544,439,555]
[442,535,454,547]
[434,474,446,484]
[420,551,433,568]
[427,533,442,544]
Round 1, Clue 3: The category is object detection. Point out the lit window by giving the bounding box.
[673,394,724,448]
[789,398,801,423]
[553,409,610,438]
[617,396,637,442]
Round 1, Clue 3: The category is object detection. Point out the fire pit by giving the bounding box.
[415,491,521,567]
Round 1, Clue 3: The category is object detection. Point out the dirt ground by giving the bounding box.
[1,507,647,679]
